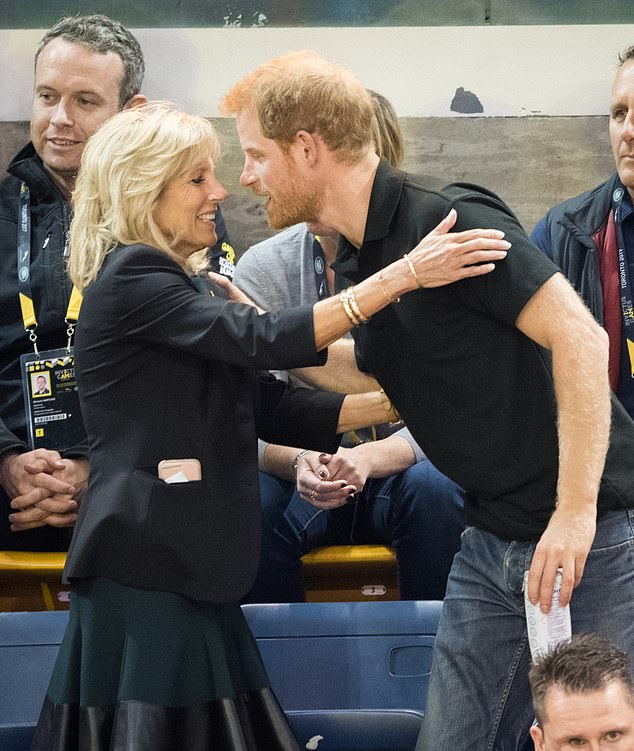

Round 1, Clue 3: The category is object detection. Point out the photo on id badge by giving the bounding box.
[31,371,51,398]
[20,348,86,451]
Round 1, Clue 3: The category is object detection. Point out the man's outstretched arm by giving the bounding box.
[516,272,611,612]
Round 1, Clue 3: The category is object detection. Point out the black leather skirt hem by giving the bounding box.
[32,689,300,751]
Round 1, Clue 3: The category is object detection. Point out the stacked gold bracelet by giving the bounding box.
[339,287,369,326]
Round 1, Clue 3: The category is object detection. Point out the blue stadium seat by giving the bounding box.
[0,600,441,751]
[0,610,67,751]
[244,600,441,750]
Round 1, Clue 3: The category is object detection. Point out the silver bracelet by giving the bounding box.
[292,449,311,474]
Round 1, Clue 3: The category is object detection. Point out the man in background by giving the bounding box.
[529,634,634,750]
[532,44,634,421]
[0,14,233,551]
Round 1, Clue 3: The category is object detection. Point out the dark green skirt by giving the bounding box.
[31,577,300,751]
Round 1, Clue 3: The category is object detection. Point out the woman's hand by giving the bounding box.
[208,272,265,312]
[295,451,358,509]
[311,209,511,350]
[406,209,511,288]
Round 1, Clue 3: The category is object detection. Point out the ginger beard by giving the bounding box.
[264,152,324,230]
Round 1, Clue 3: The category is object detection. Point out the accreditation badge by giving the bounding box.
[20,347,86,451]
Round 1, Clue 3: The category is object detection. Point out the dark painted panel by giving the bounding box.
[5,0,628,29]
[0,0,484,28]
[490,0,634,25]
[379,0,484,25]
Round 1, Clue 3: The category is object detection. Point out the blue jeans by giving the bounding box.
[416,508,634,751]
[243,459,465,602]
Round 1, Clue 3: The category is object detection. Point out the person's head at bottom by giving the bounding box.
[529,633,634,750]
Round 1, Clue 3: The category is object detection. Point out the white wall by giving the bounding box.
[2,24,634,120]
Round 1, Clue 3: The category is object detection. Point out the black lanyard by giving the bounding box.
[612,188,634,377]
[17,182,82,357]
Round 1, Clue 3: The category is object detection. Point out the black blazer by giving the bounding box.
[65,244,342,602]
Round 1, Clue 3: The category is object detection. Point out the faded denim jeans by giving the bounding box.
[416,508,634,751]
[244,459,465,603]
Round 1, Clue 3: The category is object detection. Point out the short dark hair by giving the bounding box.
[618,44,634,67]
[529,634,634,725]
[35,14,144,107]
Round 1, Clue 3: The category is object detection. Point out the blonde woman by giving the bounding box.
[32,102,508,751]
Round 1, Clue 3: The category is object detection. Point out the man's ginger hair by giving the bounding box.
[220,50,374,163]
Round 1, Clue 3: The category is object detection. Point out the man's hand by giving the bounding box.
[9,492,78,531]
[526,504,596,613]
[0,449,67,498]
[0,451,89,532]
[296,447,370,509]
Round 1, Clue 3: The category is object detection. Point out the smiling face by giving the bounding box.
[153,158,228,258]
[236,107,322,229]
[610,59,634,202]
[30,37,125,195]
[530,682,634,751]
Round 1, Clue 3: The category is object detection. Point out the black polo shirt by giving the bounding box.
[332,160,634,541]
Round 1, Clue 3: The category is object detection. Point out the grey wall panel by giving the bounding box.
[217,115,614,252]
[0,121,29,175]
[1,116,613,255]
[398,115,613,234]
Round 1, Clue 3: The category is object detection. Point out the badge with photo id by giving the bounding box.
[20,347,86,451]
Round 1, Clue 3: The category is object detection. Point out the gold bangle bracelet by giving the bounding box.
[344,288,361,326]
[340,289,361,326]
[347,287,369,324]
[403,253,423,289]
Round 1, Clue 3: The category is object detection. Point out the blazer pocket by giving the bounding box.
[134,467,205,511]
[137,471,213,577]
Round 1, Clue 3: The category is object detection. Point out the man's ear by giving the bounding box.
[529,723,545,751]
[293,130,319,166]
[123,94,148,111]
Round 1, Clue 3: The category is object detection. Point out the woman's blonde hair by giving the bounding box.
[369,90,405,169]
[68,102,220,291]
